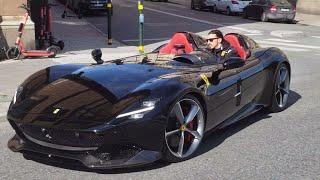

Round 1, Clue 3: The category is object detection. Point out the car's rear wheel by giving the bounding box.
[261,12,268,22]
[191,0,195,10]
[162,95,205,162]
[226,7,232,16]
[268,63,290,112]
[212,5,217,13]
[243,9,248,18]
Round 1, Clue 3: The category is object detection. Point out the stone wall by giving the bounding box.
[296,0,320,15]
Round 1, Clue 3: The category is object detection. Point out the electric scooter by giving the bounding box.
[41,0,64,50]
[6,4,59,59]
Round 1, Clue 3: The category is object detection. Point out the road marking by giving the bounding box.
[265,38,297,43]
[143,7,262,34]
[244,33,263,36]
[311,36,320,39]
[260,45,310,52]
[122,38,169,42]
[257,40,320,49]
[270,30,304,38]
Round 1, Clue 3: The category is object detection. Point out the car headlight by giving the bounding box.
[116,99,158,119]
[13,86,23,104]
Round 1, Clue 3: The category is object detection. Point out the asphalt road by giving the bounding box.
[1,0,320,179]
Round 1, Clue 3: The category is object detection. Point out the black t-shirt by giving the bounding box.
[211,41,239,63]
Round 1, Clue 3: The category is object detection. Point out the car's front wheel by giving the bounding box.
[268,63,290,112]
[162,95,205,162]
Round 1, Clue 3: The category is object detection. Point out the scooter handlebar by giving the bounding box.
[19,4,30,13]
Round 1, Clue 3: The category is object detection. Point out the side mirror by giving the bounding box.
[223,57,245,70]
[91,49,104,64]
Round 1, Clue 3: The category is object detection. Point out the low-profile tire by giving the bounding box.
[162,94,205,162]
[268,63,290,112]
[226,7,232,16]
[191,0,195,10]
[6,47,21,60]
[243,10,248,18]
[212,5,217,13]
[261,12,268,22]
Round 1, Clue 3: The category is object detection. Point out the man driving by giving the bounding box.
[206,29,239,62]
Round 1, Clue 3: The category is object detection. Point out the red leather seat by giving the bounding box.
[159,33,194,55]
[224,34,247,60]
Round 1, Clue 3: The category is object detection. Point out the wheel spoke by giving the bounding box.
[185,128,201,140]
[280,68,287,84]
[279,91,283,106]
[185,105,200,125]
[280,87,289,95]
[165,129,180,137]
[275,88,281,96]
[177,131,184,157]
[173,102,184,125]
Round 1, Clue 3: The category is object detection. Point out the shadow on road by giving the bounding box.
[22,90,301,174]
[195,90,301,157]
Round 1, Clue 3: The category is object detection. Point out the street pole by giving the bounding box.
[138,0,144,54]
[107,0,112,45]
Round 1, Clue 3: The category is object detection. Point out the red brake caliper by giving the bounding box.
[182,104,197,144]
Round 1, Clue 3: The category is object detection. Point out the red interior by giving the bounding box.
[159,33,194,55]
[224,34,247,60]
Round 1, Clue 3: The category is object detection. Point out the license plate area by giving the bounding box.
[281,8,290,12]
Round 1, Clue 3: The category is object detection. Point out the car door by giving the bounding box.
[205,69,241,130]
[245,0,257,17]
[255,0,268,18]
[215,0,223,11]
[236,58,265,110]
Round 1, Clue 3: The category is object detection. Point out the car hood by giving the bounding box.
[8,64,176,129]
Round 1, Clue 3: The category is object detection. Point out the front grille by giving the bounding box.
[19,124,105,147]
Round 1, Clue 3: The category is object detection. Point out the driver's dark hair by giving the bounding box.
[208,29,224,40]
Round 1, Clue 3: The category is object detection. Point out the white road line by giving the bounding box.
[257,40,320,49]
[260,45,310,52]
[311,36,320,39]
[122,38,169,42]
[244,33,263,36]
[265,38,297,43]
[143,7,262,34]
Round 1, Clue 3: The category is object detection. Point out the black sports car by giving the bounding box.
[7,32,291,169]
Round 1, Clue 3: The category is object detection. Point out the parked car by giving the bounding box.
[243,0,296,22]
[212,0,252,15]
[191,0,216,10]
[67,0,113,16]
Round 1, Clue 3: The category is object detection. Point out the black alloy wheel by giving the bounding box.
[268,63,290,112]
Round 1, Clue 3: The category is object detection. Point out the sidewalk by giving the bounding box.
[295,13,320,27]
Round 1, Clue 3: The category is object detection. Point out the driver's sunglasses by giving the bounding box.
[206,38,219,42]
